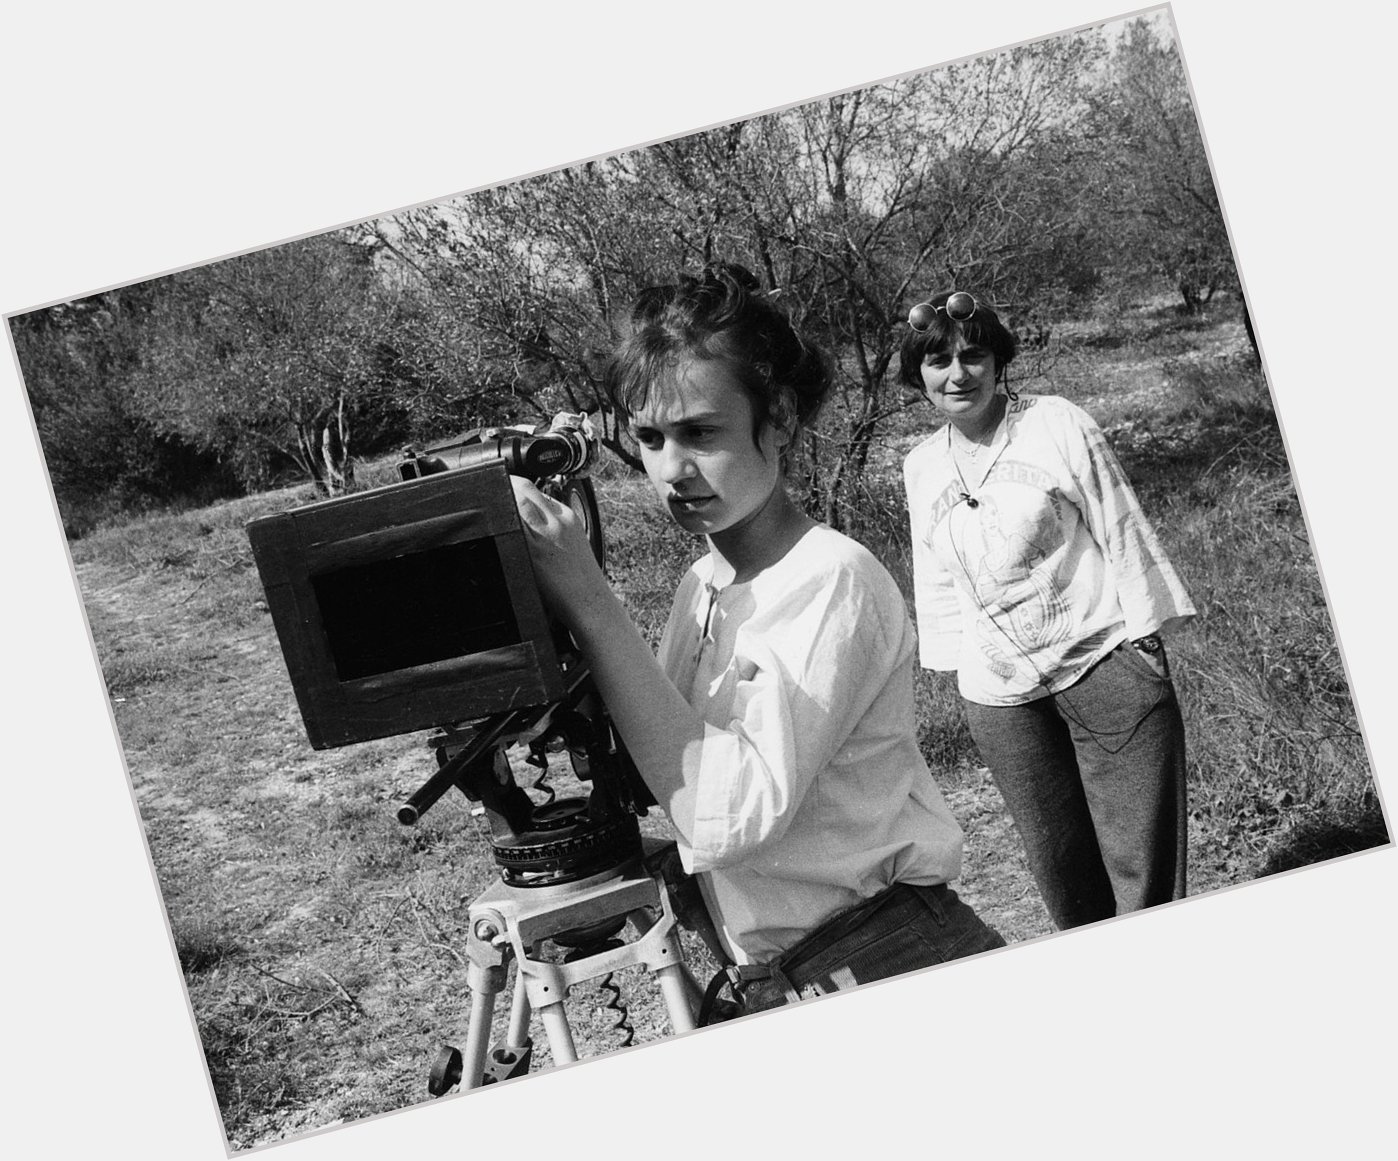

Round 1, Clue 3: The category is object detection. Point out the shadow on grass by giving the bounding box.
[1108,356,1287,505]
[1255,797,1391,877]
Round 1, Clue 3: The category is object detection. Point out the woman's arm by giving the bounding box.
[903,449,963,671]
[510,479,891,870]
[1060,403,1196,638]
[511,478,706,838]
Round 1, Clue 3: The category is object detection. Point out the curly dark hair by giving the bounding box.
[604,262,832,446]
[898,290,1019,392]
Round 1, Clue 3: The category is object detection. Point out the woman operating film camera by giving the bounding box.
[900,290,1196,930]
[510,264,1003,1016]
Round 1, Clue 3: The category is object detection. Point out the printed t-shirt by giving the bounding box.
[903,394,1195,706]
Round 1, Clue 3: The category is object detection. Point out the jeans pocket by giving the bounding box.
[1055,645,1166,739]
[789,920,945,998]
[1116,639,1169,683]
[756,888,1004,1007]
[773,892,925,991]
[780,888,1002,997]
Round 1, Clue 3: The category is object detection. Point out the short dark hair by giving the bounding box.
[605,263,832,445]
[898,291,1019,390]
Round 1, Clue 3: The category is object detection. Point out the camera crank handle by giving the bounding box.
[396,761,463,826]
[397,668,596,825]
[396,709,524,824]
[395,746,535,830]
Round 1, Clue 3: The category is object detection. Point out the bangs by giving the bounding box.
[605,330,751,422]
[898,300,1018,388]
[605,339,674,422]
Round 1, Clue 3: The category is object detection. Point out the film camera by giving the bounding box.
[248,412,700,1093]
[246,412,653,887]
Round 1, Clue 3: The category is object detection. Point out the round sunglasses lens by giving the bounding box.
[946,291,976,321]
[908,302,938,331]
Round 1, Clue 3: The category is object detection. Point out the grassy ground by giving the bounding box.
[70,295,1385,1150]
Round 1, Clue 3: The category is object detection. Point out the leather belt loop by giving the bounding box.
[906,881,948,924]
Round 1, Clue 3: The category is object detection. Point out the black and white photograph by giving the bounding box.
[4,2,1394,1158]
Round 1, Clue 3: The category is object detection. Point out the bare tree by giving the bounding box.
[128,234,399,494]
[1087,17,1234,312]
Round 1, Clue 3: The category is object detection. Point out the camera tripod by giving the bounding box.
[398,665,699,1093]
[428,839,697,1092]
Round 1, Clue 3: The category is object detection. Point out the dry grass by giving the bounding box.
[71,294,1387,1150]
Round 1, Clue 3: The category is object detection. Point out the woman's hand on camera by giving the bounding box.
[511,477,610,625]
[510,483,718,846]
[511,483,701,837]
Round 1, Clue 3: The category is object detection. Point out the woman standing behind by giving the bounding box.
[900,291,1195,930]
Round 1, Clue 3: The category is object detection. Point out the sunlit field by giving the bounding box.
[68,294,1383,1148]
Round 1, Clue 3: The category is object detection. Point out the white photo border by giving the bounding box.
[4,3,1393,1157]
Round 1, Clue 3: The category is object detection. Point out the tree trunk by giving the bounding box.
[296,396,354,495]
[320,395,353,495]
[295,422,330,494]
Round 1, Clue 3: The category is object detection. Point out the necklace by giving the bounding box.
[950,423,995,459]
[947,402,1010,505]
[951,456,978,508]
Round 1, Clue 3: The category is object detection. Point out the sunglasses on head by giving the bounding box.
[907,291,979,332]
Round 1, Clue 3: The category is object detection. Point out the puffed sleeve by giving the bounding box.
[676,562,912,873]
[1059,401,1196,638]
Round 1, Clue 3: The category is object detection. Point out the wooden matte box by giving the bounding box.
[247,461,565,749]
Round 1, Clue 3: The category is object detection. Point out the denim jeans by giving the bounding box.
[736,883,1006,1013]
[963,641,1188,930]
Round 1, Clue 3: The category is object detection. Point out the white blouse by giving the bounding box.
[656,523,964,963]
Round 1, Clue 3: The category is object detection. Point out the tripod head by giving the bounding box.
[397,653,655,889]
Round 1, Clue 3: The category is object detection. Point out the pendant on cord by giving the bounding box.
[960,492,979,509]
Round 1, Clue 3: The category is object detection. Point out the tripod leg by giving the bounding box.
[460,982,498,1090]
[654,928,699,1035]
[678,962,706,1013]
[459,934,512,1090]
[505,966,531,1050]
[537,1000,578,1065]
